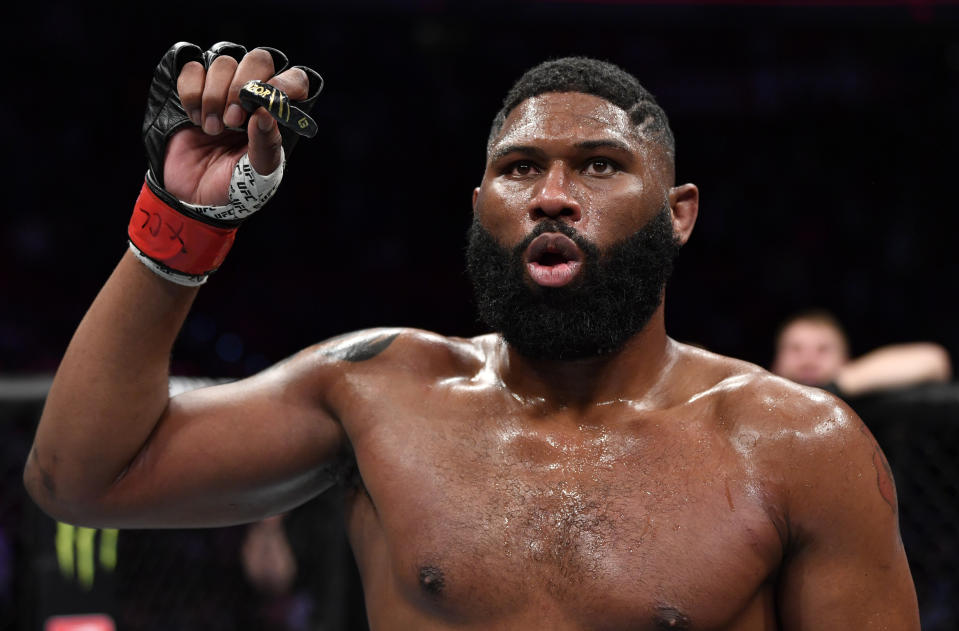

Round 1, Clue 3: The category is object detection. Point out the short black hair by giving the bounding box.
[775,308,850,355]
[488,56,675,164]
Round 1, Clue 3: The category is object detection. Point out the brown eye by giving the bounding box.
[512,162,534,176]
[586,159,616,175]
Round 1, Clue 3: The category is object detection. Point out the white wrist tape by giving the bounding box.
[129,242,210,287]
[129,149,285,286]
[181,148,285,223]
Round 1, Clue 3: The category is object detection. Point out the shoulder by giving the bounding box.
[243,328,486,423]
[278,327,487,382]
[678,344,897,543]
[676,342,861,444]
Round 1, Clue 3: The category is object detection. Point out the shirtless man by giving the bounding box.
[25,43,919,629]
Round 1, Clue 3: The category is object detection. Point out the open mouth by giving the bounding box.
[524,233,585,288]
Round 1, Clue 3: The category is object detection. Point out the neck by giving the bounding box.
[495,305,676,410]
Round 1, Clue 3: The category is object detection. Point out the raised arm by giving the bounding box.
[836,342,953,397]
[24,41,339,529]
[776,398,920,629]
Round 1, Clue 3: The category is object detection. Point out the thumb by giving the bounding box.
[247,109,283,175]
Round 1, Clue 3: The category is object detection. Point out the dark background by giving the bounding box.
[3,2,959,628]
[4,0,958,379]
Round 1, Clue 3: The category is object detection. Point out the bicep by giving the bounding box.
[778,517,917,629]
[777,416,920,629]
[94,350,348,528]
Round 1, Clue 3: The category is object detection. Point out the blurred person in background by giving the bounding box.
[241,489,363,631]
[772,309,952,397]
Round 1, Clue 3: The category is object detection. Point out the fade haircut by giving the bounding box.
[488,57,676,168]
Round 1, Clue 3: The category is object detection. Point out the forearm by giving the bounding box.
[836,342,953,396]
[25,250,199,517]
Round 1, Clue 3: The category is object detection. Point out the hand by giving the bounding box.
[165,49,311,206]
[132,42,321,285]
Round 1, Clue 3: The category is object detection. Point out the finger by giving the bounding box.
[247,109,283,175]
[200,54,239,135]
[258,47,289,75]
[224,48,277,129]
[267,67,310,102]
[177,61,206,127]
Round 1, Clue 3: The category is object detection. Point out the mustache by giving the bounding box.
[513,220,600,261]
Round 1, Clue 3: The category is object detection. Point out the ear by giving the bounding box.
[668,183,699,246]
[472,186,480,210]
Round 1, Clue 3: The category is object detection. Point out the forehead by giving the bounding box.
[491,92,639,151]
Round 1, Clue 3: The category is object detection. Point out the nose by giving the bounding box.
[527,163,582,223]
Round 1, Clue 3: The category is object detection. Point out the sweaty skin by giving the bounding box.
[25,52,919,630]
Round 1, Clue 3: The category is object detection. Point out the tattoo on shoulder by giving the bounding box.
[323,331,401,363]
[872,446,898,513]
[858,423,897,513]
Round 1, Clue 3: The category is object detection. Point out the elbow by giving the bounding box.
[23,446,102,527]
[23,450,71,523]
[23,453,62,520]
[24,444,50,503]
[918,342,953,382]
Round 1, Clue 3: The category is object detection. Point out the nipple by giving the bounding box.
[418,566,446,596]
[656,605,691,629]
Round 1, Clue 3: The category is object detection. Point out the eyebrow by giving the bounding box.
[488,144,547,163]
[488,138,635,163]
[575,138,634,155]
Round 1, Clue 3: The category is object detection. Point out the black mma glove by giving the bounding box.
[129,41,323,286]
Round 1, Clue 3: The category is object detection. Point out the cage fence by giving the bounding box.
[1,376,956,630]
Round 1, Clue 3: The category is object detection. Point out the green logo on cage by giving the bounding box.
[55,523,119,590]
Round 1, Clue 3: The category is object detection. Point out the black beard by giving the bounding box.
[466,207,681,361]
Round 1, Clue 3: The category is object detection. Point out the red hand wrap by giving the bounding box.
[128,181,237,276]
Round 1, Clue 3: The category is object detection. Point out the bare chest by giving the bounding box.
[346,391,783,629]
